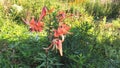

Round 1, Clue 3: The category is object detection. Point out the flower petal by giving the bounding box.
[37,22,44,27]
[30,17,36,31]
[56,40,63,56]
[39,6,47,21]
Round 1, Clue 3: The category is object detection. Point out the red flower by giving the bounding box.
[36,22,44,31]
[53,39,63,56]
[54,28,63,37]
[23,7,47,32]
[29,16,44,32]
[32,7,47,32]
[54,24,70,37]
[44,38,63,56]
[29,16,36,31]
[60,24,70,34]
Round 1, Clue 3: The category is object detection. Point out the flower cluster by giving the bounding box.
[23,6,71,56]
[22,7,47,32]
[44,11,71,56]
[29,16,44,32]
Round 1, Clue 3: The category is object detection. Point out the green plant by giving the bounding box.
[0,0,120,68]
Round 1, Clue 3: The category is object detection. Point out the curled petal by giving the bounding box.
[61,35,65,42]
[44,39,63,56]
[43,43,53,52]
[52,39,63,56]
[56,40,63,56]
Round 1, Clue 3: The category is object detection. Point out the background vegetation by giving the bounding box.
[0,0,120,68]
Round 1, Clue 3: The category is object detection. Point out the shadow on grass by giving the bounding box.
[0,35,49,68]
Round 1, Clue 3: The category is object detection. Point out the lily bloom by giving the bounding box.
[29,16,36,31]
[43,38,63,56]
[22,7,47,32]
[29,16,44,32]
[54,24,71,37]
[60,24,71,34]
[53,39,63,56]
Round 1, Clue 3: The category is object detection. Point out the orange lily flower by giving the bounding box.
[29,16,36,31]
[53,39,63,56]
[54,24,70,37]
[29,16,44,32]
[44,38,63,56]
[23,7,47,32]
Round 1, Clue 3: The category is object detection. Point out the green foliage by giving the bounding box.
[0,0,120,68]
[85,0,120,19]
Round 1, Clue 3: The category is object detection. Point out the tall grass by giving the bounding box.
[85,0,120,19]
[61,0,120,19]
